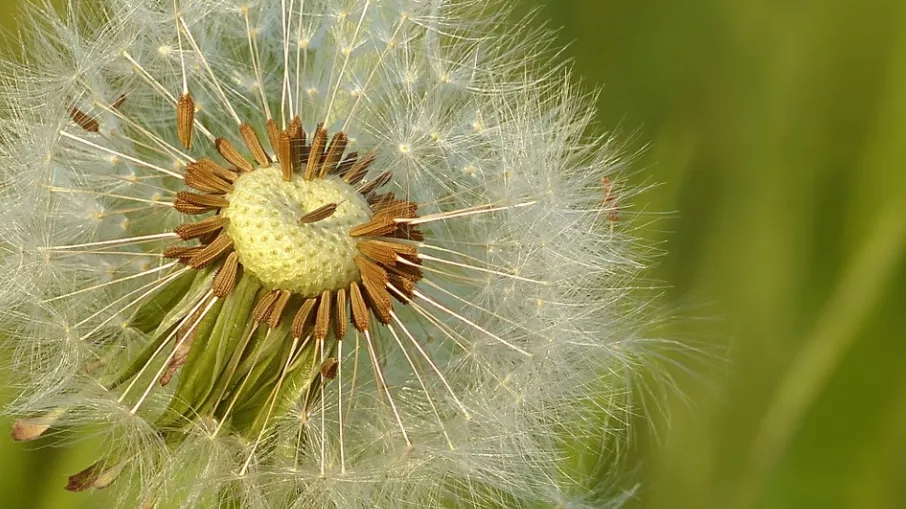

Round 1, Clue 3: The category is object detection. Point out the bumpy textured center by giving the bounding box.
[221,167,372,296]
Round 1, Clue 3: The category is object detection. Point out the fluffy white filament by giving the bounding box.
[0,0,659,507]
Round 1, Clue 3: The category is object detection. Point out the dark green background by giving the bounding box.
[2,1,905,508]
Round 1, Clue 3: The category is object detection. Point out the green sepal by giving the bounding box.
[232,313,296,383]
[228,336,320,462]
[152,267,216,338]
[226,321,296,434]
[155,275,260,431]
[193,285,270,421]
[252,337,321,437]
[100,268,213,390]
[127,269,197,334]
[154,297,224,432]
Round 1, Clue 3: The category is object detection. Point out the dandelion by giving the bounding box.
[0,0,651,507]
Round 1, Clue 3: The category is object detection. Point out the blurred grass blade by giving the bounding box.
[742,200,906,509]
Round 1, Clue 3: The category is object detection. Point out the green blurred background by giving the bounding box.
[2,0,906,508]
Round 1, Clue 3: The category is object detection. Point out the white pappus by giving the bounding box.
[0,0,661,507]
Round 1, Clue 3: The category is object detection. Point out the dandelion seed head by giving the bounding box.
[0,0,656,507]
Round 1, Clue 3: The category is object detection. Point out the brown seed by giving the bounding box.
[187,233,233,269]
[349,216,398,238]
[212,252,241,297]
[185,162,233,193]
[287,116,308,172]
[304,123,327,180]
[174,191,229,214]
[163,245,203,263]
[11,412,61,442]
[176,192,229,208]
[174,216,229,240]
[336,151,359,177]
[111,93,127,110]
[160,334,194,386]
[65,462,105,492]
[267,290,293,329]
[287,115,303,139]
[196,158,238,183]
[183,173,230,195]
[298,203,338,224]
[277,130,294,181]
[343,152,375,184]
[252,290,281,323]
[68,106,99,133]
[388,274,416,302]
[367,192,393,207]
[388,223,425,242]
[177,93,195,149]
[320,357,339,379]
[355,256,393,323]
[373,198,418,219]
[357,239,419,266]
[266,119,281,156]
[356,240,399,265]
[355,255,388,285]
[173,201,211,215]
[319,132,348,178]
[348,282,370,332]
[387,259,424,282]
[334,288,348,340]
[215,137,254,172]
[601,176,620,222]
[314,290,332,340]
[358,171,392,196]
[292,131,309,171]
[361,278,392,324]
[240,123,271,166]
[292,298,318,339]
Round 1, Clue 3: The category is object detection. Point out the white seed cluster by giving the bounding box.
[0,0,666,508]
[222,168,371,296]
